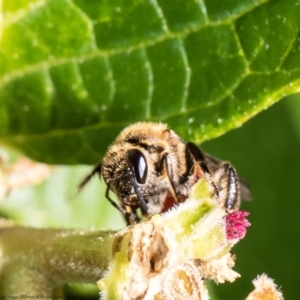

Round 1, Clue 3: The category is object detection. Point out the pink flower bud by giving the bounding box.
[226,211,251,240]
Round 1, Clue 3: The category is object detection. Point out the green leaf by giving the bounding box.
[1,0,300,164]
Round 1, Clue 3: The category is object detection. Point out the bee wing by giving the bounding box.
[203,152,252,201]
[237,176,252,201]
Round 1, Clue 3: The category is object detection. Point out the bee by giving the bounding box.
[78,122,250,225]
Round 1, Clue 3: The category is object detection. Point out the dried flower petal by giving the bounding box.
[0,155,54,200]
[246,274,284,300]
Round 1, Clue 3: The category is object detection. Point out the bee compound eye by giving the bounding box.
[128,149,148,184]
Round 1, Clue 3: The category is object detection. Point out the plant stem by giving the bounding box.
[0,226,115,297]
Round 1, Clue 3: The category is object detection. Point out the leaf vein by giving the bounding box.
[68,0,98,50]
[0,0,279,92]
[104,57,116,104]
[149,0,170,33]
[178,40,191,113]
[1,22,250,89]
[232,23,250,73]
[142,48,154,119]
[2,0,47,29]
[277,29,300,71]
[198,0,209,22]
[1,68,270,142]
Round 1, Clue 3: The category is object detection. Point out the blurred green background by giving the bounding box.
[1,93,299,299]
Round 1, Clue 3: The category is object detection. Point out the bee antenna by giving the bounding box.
[77,164,102,193]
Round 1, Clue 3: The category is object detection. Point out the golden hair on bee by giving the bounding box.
[78,122,250,225]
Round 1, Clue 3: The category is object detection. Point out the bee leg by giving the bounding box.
[105,187,140,225]
[105,186,128,216]
[162,153,181,202]
[127,167,151,215]
[184,142,219,197]
[77,164,102,192]
[212,163,241,212]
[183,142,212,181]
[185,142,211,175]
[105,186,125,212]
